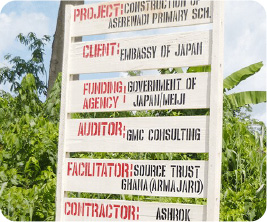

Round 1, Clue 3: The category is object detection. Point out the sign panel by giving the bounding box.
[64,198,206,221]
[68,73,210,113]
[64,159,208,198]
[65,116,209,153]
[71,0,212,36]
[69,31,211,74]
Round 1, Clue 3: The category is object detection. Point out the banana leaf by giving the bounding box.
[226,91,266,108]
[187,65,211,73]
[223,62,263,91]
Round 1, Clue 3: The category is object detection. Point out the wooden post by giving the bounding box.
[206,0,224,221]
[55,5,72,222]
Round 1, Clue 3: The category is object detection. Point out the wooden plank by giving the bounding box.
[64,158,208,198]
[65,116,209,153]
[64,198,206,221]
[206,1,224,221]
[69,30,211,74]
[68,72,210,113]
[55,5,73,222]
[70,0,213,37]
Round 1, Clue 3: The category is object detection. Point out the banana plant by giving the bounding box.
[223,61,266,108]
[159,61,266,108]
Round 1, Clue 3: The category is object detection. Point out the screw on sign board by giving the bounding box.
[68,72,210,113]
[55,0,224,221]
[64,198,206,221]
[64,159,208,198]
[65,116,209,153]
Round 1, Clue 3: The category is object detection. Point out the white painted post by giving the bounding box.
[55,5,73,222]
[206,0,224,221]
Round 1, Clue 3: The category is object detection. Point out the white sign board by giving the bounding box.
[56,1,224,221]
[68,73,210,113]
[64,159,208,198]
[71,0,212,36]
[65,116,209,153]
[69,31,211,74]
[64,198,206,221]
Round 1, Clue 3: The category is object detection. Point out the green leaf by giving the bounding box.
[187,65,211,73]
[0,182,8,196]
[226,91,266,108]
[256,184,265,198]
[223,62,263,91]
[128,70,142,76]
[159,67,183,74]
[173,67,184,73]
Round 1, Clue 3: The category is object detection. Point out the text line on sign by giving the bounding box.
[71,0,212,36]
[65,116,209,153]
[64,198,206,221]
[64,159,208,198]
[69,30,212,74]
[64,198,207,221]
[68,72,210,113]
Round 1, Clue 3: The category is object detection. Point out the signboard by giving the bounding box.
[64,198,206,221]
[71,0,213,36]
[64,159,208,198]
[68,73,210,113]
[65,116,209,153]
[69,30,211,74]
[56,1,224,221]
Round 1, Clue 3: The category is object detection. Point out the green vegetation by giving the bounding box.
[0,74,59,221]
[0,33,50,96]
[0,34,266,221]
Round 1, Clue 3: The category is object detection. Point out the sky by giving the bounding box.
[0,0,266,125]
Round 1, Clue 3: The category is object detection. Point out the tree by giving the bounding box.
[0,33,50,96]
[0,74,60,221]
[48,0,84,95]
